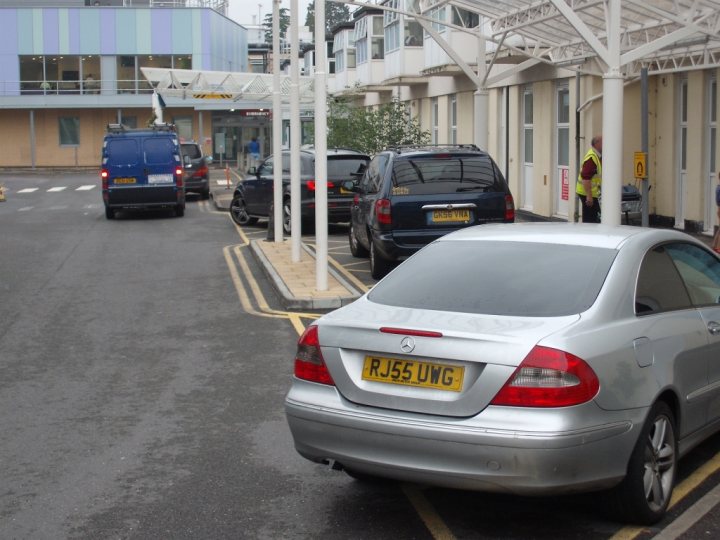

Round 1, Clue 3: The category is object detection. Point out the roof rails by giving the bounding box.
[388,144,483,154]
[106,122,177,133]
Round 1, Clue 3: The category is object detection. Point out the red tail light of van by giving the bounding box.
[307,180,336,191]
[175,166,184,188]
[375,198,392,226]
[505,194,515,221]
[101,169,109,190]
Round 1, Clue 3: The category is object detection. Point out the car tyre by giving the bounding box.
[607,401,677,525]
[282,197,292,235]
[349,223,369,258]
[369,237,392,280]
[201,186,210,200]
[105,207,115,220]
[176,204,185,217]
[230,196,257,226]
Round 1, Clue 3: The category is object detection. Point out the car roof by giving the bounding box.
[439,222,703,250]
[383,144,489,158]
[290,147,370,158]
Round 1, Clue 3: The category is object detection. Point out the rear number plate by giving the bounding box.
[431,209,471,223]
[114,177,136,184]
[148,174,174,184]
[362,356,464,392]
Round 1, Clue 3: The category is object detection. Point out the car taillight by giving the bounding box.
[101,169,109,189]
[375,198,392,225]
[175,166,183,187]
[294,325,334,386]
[490,346,599,407]
[505,194,515,221]
[307,180,335,191]
[193,164,209,178]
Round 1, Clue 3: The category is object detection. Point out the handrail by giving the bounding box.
[0,79,154,97]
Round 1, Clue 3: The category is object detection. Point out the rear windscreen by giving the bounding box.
[144,138,176,165]
[391,156,505,196]
[368,240,617,316]
[181,144,201,159]
[327,158,369,178]
[106,139,139,166]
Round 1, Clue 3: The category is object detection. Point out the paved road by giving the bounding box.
[2,170,720,540]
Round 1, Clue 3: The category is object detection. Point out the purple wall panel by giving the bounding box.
[68,9,80,54]
[100,9,115,54]
[43,9,59,55]
[151,9,172,54]
[0,9,19,92]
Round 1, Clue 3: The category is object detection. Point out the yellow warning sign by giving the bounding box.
[634,152,647,179]
[193,93,232,99]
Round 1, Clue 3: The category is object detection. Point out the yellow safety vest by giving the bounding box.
[576,147,602,198]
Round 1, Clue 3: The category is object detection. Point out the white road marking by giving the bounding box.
[17,188,38,193]
[76,185,96,191]
[18,206,33,211]
[653,483,720,540]
[47,187,67,192]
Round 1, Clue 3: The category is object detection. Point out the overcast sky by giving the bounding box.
[227,0,313,27]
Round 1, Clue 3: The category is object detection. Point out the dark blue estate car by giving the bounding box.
[346,145,515,279]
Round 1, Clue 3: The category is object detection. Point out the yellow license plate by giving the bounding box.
[114,177,136,184]
[432,209,470,223]
[362,356,464,392]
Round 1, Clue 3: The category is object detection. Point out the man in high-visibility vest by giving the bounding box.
[576,135,602,223]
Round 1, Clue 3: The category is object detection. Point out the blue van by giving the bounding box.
[101,123,185,219]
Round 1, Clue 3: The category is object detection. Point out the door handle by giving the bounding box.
[708,321,720,336]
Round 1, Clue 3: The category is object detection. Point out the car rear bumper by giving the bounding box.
[104,186,184,208]
[301,198,353,223]
[184,176,209,192]
[285,380,644,495]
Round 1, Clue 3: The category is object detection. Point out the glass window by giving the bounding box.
[452,7,479,27]
[174,116,193,142]
[363,154,388,194]
[557,85,569,166]
[524,90,533,124]
[327,157,370,177]
[635,245,694,315]
[391,156,506,194]
[431,97,438,144]
[19,55,45,93]
[665,243,720,306]
[449,94,457,144]
[59,117,80,146]
[117,55,136,94]
[368,241,618,316]
[404,20,422,46]
[347,49,356,69]
[106,139,139,165]
[143,138,176,166]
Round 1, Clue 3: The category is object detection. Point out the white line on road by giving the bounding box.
[653,483,720,540]
[47,187,67,192]
[18,206,33,211]
[76,185,96,191]
[17,188,38,193]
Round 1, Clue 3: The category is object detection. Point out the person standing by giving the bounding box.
[247,136,261,168]
[576,135,603,223]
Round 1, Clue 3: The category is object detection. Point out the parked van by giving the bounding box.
[101,123,185,219]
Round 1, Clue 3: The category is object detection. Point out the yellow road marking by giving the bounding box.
[610,450,720,540]
[402,485,457,540]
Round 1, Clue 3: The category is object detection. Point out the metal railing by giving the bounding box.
[1,79,154,97]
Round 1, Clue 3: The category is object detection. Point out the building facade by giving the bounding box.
[0,3,258,168]
[330,2,719,235]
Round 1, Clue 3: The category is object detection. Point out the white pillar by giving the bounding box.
[272,0,283,242]
[474,25,488,150]
[314,0,328,291]
[601,0,622,226]
[290,0,301,262]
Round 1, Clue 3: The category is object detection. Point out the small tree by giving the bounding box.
[305,1,351,34]
[263,8,290,44]
[327,98,430,154]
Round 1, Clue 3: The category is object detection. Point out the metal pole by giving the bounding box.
[573,72,581,223]
[272,0,283,243]
[314,0,328,290]
[641,66,649,227]
[290,0,301,262]
[474,22,488,150]
[30,110,36,169]
[601,0,623,226]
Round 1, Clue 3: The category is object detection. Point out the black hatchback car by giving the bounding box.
[230,148,370,233]
[347,145,515,279]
